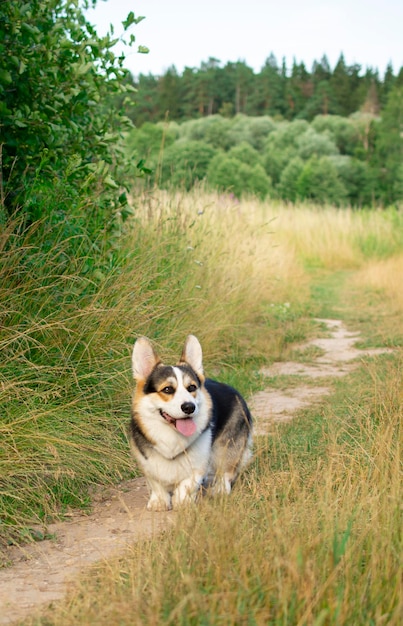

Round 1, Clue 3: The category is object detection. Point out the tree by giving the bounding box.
[160,140,217,189]
[381,63,396,107]
[227,142,263,167]
[298,81,338,119]
[177,115,232,150]
[373,86,403,203]
[0,0,144,219]
[207,153,270,199]
[296,128,339,159]
[285,60,313,118]
[330,54,362,115]
[278,157,305,202]
[296,156,348,205]
[254,53,286,117]
[157,66,182,120]
[131,73,160,124]
[312,55,332,85]
[312,115,359,155]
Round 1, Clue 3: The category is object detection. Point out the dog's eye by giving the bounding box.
[161,385,175,395]
[187,384,197,393]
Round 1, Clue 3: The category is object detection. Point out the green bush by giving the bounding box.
[207,153,271,198]
[227,142,263,167]
[239,163,272,199]
[0,0,144,223]
[226,114,276,150]
[278,157,305,202]
[263,120,310,184]
[312,115,359,155]
[263,147,294,185]
[329,156,374,206]
[207,154,243,195]
[126,122,177,160]
[296,156,348,205]
[178,115,232,150]
[296,128,339,159]
[160,140,217,189]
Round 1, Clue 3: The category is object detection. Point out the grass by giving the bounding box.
[28,356,402,625]
[1,190,402,623]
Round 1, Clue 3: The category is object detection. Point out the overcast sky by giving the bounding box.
[86,0,403,78]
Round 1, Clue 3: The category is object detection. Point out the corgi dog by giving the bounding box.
[130,335,253,511]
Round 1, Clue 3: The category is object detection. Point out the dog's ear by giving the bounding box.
[181,335,204,376]
[132,337,159,381]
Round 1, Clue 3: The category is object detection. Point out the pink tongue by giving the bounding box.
[176,418,197,437]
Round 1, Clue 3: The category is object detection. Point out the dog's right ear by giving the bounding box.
[132,337,160,381]
[181,335,204,377]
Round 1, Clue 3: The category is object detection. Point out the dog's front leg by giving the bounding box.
[146,478,172,511]
[172,474,203,508]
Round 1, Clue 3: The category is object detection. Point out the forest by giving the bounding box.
[129,54,403,124]
[119,55,403,208]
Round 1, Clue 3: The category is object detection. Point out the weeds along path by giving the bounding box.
[0,319,393,625]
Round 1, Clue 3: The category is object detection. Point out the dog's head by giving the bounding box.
[132,335,209,438]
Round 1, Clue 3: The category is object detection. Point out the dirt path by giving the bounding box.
[0,319,392,625]
[251,318,393,434]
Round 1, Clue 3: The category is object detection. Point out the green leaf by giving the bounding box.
[104,175,119,189]
[122,11,135,30]
[0,70,12,85]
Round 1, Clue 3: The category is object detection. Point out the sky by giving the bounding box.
[85,0,403,78]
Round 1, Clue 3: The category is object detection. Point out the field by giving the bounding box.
[1,191,402,624]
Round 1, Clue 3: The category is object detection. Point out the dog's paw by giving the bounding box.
[211,475,232,496]
[172,476,202,508]
[147,495,172,512]
[171,492,194,509]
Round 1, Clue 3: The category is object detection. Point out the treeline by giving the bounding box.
[126,54,403,126]
[126,83,403,207]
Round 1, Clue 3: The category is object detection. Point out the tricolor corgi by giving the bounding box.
[130,335,253,511]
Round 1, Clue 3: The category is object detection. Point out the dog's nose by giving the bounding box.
[181,402,195,415]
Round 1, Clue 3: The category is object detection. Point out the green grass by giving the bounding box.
[1,190,402,623]
[30,352,402,625]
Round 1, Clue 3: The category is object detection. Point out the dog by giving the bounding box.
[130,335,253,511]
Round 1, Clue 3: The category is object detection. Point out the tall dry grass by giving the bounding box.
[353,253,403,312]
[0,193,308,548]
[2,190,402,622]
[33,356,402,625]
[132,190,310,365]
[262,201,403,270]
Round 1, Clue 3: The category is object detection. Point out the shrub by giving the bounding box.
[278,157,305,202]
[0,0,145,222]
[160,141,217,189]
[126,122,176,160]
[207,154,243,196]
[227,142,263,167]
[227,114,276,150]
[296,156,348,205]
[263,120,311,184]
[207,153,271,198]
[297,128,339,159]
[177,115,232,150]
[312,115,359,155]
[239,163,272,199]
[329,156,374,206]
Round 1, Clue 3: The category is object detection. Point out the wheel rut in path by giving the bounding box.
[0,319,393,624]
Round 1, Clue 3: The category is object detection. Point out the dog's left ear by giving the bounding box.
[181,335,204,376]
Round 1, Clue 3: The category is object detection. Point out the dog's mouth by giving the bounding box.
[160,410,197,437]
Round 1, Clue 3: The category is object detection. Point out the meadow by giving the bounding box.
[1,191,402,624]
